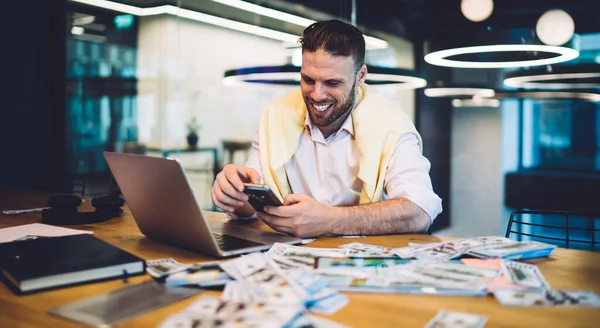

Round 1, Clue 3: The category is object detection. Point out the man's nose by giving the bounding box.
[310,83,327,102]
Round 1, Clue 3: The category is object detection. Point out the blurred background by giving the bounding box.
[1,0,599,246]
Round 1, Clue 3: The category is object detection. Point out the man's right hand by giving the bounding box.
[210,164,261,215]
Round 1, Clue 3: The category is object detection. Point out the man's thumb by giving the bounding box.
[283,193,302,206]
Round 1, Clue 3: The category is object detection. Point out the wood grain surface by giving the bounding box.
[1,189,599,327]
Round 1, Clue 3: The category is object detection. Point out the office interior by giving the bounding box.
[1,0,599,247]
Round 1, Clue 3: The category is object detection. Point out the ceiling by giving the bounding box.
[103,0,600,41]
[66,1,600,96]
[249,0,600,40]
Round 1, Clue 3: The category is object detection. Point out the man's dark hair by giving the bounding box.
[299,20,365,72]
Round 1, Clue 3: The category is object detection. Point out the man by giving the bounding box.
[211,20,442,237]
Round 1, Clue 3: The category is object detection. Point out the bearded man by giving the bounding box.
[211,20,442,237]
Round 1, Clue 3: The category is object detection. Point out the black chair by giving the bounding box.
[505,209,600,251]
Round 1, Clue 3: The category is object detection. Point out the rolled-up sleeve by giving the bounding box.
[384,133,443,223]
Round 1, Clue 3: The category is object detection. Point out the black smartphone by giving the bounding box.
[243,183,283,212]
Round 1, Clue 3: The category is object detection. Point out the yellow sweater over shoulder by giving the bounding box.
[258,84,421,205]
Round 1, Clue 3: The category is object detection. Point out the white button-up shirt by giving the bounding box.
[244,113,443,223]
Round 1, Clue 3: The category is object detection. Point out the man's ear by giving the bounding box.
[356,64,367,85]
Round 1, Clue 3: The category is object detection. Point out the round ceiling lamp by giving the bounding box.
[425,87,494,98]
[491,91,600,102]
[452,98,500,107]
[460,0,494,22]
[536,10,575,46]
[223,65,427,89]
[425,44,578,69]
[424,29,579,69]
[504,64,600,89]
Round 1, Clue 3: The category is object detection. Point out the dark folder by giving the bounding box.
[0,234,145,294]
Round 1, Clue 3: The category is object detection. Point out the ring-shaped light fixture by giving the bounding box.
[424,44,579,68]
[223,65,427,89]
[504,64,600,89]
[424,87,495,98]
[452,98,500,107]
[490,91,600,102]
[424,28,579,69]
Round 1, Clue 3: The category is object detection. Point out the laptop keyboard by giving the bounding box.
[213,234,264,251]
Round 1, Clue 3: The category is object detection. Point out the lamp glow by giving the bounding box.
[493,91,600,102]
[70,1,299,43]
[504,72,600,89]
[208,0,314,26]
[223,66,427,89]
[424,44,579,68]
[207,0,388,50]
[70,0,388,50]
[363,74,427,89]
[73,15,95,25]
[452,98,500,107]
[223,72,427,89]
[223,72,300,87]
[536,10,575,46]
[460,0,494,22]
[72,0,142,15]
[425,87,494,98]
[71,26,84,35]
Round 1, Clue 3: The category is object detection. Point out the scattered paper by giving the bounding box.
[425,310,487,328]
[461,258,502,270]
[0,223,92,243]
[493,289,600,307]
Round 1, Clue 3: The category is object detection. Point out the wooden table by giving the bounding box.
[1,189,599,327]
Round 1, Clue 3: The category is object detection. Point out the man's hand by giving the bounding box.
[256,193,334,237]
[210,164,261,215]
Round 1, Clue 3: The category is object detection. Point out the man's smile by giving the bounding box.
[309,101,334,113]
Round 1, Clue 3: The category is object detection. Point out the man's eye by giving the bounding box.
[303,78,315,84]
[326,81,340,87]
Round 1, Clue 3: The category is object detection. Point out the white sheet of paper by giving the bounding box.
[425,310,487,328]
[0,223,93,243]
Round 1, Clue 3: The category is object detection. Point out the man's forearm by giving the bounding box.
[327,197,430,235]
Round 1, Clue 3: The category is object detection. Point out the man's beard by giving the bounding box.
[308,82,357,128]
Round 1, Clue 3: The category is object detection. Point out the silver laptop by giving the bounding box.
[103,151,301,257]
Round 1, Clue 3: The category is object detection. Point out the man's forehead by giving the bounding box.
[301,51,356,78]
[300,69,348,82]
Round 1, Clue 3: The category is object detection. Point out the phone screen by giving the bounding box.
[243,183,282,212]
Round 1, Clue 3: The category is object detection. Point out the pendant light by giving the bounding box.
[223,0,426,89]
[504,64,600,90]
[424,28,579,69]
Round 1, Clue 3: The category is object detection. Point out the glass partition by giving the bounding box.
[66,3,139,195]
[522,99,598,172]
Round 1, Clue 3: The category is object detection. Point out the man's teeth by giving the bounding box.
[313,104,330,112]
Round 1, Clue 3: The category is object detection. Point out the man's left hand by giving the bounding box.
[256,193,334,238]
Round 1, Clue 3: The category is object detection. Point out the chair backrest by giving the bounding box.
[505,209,599,251]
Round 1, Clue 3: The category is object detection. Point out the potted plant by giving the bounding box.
[186,116,200,148]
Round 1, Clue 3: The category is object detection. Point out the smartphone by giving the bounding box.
[243,183,283,212]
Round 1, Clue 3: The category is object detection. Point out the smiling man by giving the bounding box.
[211,20,442,237]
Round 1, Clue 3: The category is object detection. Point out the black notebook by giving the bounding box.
[0,234,145,294]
